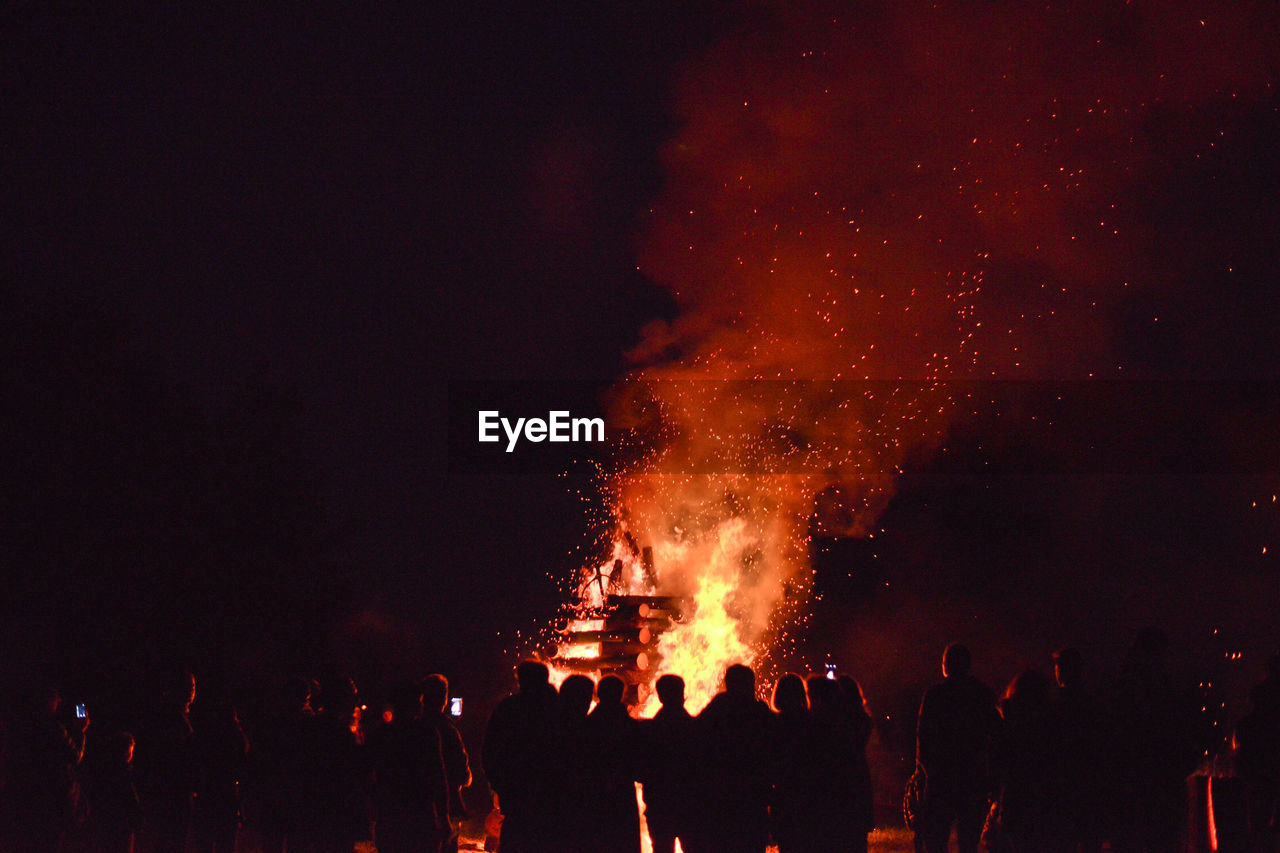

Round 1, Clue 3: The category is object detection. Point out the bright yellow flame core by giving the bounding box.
[642,517,758,715]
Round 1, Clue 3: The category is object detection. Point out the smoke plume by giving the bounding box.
[591,1,1277,705]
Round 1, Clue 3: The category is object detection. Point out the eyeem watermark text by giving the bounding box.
[478,410,605,452]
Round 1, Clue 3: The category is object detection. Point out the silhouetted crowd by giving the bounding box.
[0,672,469,853]
[482,631,1280,853]
[907,632,1280,853]
[3,628,1279,853]
[483,662,873,853]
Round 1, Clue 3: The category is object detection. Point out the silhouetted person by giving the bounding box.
[550,674,596,853]
[1,686,87,852]
[86,732,143,853]
[641,674,699,853]
[834,674,876,853]
[1110,627,1197,853]
[422,674,471,853]
[582,674,641,853]
[990,669,1060,853]
[367,681,448,853]
[1052,648,1108,852]
[803,674,875,853]
[190,698,247,853]
[913,643,999,853]
[1233,651,1280,852]
[247,676,318,853]
[138,671,197,853]
[696,664,776,853]
[312,677,371,853]
[482,660,558,853]
[769,673,813,853]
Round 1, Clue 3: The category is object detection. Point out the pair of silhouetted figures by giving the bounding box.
[0,671,471,853]
[481,662,875,853]
[911,633,1280,853]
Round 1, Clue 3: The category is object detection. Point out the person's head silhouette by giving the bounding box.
[1000,669,1051,727]
[516,660,550,693]
[655,674,685,709]
[166,671,197,713]
[1053,647,1084,689]
[772,673,808,715]
[942,643,972,679]
[807,673,837,710]
[838,674,868,712]
[559,674,594,719]
[597,674,625,707]
[725,664,755,699]
[31,685,61,716]
[421,674,449,714]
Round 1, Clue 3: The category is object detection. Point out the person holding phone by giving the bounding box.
[421,674,472,853]
[0,686,87,853]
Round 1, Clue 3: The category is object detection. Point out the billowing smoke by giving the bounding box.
[587,1,1277,707]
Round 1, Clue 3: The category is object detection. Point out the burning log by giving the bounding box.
[548,627,655,658]
[606,594,687,611]
[547,589,691,707]
[551,652,652,673]
[558,627,653,645]
[550,641,653,659]
[581,612,676,632]
[606,595,689,625]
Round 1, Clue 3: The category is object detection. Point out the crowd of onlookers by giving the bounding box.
[481,633,1280,853]
[2,627,1278,853]
[0,672,469,853]
[484,662,873,853]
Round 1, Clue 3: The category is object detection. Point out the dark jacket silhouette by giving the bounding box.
[990,669,1061,852]
[245,678,318,852]
[693,665,775,853]
[913,644,999,853]
[640,675,698,853]
[1051,647,1109,848]
[312,683,371,851]
[769,674,814,853]
[138,673,198,853]
[421,675,471,827]
[482,661,558,853]
[191,700,248,853]
[1109,628,1197,853]
[549,674,596,853]
[581,675,641,853]
[814,674,875,852]
[367,683,448,853]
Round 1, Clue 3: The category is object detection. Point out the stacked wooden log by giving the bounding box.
[548,593,691,702]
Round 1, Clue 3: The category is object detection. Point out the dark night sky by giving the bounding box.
[4,2,1280,726]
